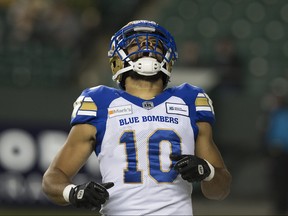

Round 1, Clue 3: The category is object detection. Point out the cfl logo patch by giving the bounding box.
[142,101,154,110]
[77,189,85,199]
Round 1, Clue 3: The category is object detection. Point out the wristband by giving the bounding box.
[63,184,76,203]
[203,160,215,181]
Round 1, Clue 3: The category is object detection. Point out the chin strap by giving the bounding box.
[112,57,171,81]
[133,57,160,76]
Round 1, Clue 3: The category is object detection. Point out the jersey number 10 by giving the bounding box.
[120,129,181,183]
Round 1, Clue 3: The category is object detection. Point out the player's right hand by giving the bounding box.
[69,181,114,211]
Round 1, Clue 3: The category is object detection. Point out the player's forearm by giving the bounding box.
[201,168,232,200]
[42,168,71,205]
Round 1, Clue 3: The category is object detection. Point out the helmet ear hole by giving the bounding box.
[110,56,124,76]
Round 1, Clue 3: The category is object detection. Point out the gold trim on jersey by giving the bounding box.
[80,102,97,111]
[72,96,98,118]
[195,97,209,106]
[195,93,214,114]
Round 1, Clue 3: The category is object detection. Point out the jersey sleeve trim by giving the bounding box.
[195,93,214,114]
[78,97,97,116]
[72,96,97,119]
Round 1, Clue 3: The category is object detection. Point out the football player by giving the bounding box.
[42,20,232,215]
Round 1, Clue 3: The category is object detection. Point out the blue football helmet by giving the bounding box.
[108,20,178,85]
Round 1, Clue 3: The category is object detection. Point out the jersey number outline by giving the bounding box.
[120,129,181,183]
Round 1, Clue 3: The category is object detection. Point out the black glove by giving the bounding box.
[170,154,213,182]
[69,181,114,211]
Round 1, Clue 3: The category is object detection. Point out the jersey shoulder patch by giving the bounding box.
[71,85,121,120]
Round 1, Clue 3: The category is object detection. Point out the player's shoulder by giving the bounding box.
[169,83,205,99]
[79,85,121,107]
[174,83,204,92]
[82,85,119,96]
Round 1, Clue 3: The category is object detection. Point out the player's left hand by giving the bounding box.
[170,154,214,182]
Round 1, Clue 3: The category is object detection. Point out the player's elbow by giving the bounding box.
[42,171,54,201]
[42,170,69,206]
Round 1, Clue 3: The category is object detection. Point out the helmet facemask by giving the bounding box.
[108,20,178,88]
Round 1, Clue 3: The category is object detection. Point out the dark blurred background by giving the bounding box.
[1,0,288,215]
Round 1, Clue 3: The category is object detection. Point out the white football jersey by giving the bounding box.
[71,83,215,215]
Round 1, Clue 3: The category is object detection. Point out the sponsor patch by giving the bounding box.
[108,105,132,118]
[166,103,189,116]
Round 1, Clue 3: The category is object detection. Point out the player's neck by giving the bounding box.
[125,77,164,100]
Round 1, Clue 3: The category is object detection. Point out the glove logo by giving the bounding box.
[198,165,204,175]
[77,189,84,199]
[69,181,114,211]
[170,154,212,182]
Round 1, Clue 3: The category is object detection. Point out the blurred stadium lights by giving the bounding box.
[0,128,101,204]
